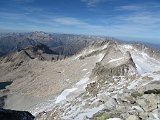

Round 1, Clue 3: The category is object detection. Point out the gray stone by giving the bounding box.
[148,109,160,120]
[137,94,158,112]
[104,97,118,109]
[126,115,140,120]
[143,81,160,94]
[91,47,137,78]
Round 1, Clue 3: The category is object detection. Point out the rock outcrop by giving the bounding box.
[91,43,137,79]
[143,81,160,94]
[0,108,35,120]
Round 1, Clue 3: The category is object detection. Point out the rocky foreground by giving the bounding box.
[0,40,160,120]
[0,108,34,120]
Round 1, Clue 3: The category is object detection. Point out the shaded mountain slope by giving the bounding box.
[0,35,38,56]
[0,31,112,57]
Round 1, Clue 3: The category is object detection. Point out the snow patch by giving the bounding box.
[127,80,139,89]
[108,57,124,63]
[56,88,77,103]
[82,68,87,71]
[131,51,160,74]
[74,42,109,60]
[97,53,105,62]
[151,110,160,120]
[132,106,144,112]
[66,79,70,82]
[74,105,105,120]
[76,78,89,86]
[123,45,133,49]
[86,72,90,75]
[81,63,87,67]
[102,43,109,49]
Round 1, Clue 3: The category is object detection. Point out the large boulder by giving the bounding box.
[104,97,118,109]
[143,81,160,94]
[126,115,140,120]
[148,108,160,120]
[137,94,159,112]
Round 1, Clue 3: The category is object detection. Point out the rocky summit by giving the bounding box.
[0,33,160,120]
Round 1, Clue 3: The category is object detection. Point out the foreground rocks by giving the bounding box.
[0,108,35,120]
[35,76,160,120]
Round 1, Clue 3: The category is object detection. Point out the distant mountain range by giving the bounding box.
[1,31,159,58]
[0,31,113,57]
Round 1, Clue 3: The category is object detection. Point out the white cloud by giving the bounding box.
[81,0,107,7]
[116,5,145,11]
[53,17,87,25]
[104,11,160,38]
[115,4,160,11]
[52,16,103,29]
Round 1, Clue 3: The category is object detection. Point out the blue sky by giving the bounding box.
[0,0,160,43]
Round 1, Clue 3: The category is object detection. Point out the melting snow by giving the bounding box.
[73,105,105,120]
[108,57,124,63]
[75,42,109,60]
[56,88,77,103]
[132,106,144,112]
[76,78,89,86]
[123,45,133,49]
[56,77,89,104]
[151,110,160,120]
[121,44,160,75]
[82,68,87,71]
[127,80,139,89]
[102,43,109,49]
[81,63,87,67]
[132,53,160,74]
[66,79,70,82]
[86,72,90,75]
[97,53,105,62]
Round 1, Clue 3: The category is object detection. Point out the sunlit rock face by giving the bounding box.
[91,43,137,79]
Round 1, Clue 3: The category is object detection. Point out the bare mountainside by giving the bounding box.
[0,39,160,120]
